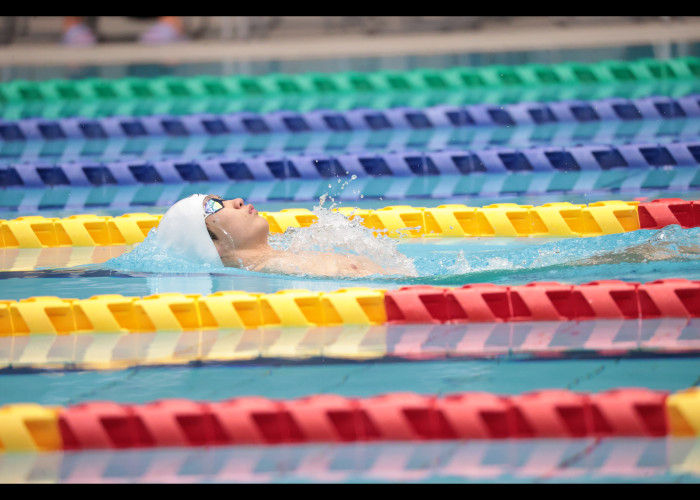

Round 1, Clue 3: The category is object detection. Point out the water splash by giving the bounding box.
[269,197,418,277]
[105,227,223,274]
[261,174,418,277]
[318,174,358,210]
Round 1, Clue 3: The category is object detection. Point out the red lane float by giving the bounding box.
[638,279,700,318]
[589,388,669,437]
[384,286,448,324]
[449,284,511,322]
[505,282,575,322]
[385,279,700,324]
[637,198,700,229]
[573,281,640,319]
[58,400,223,450]
[53,389,670,450]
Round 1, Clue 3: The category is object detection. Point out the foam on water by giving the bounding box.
[268,190,417,277]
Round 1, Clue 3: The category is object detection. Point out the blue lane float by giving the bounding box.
[3,167,699,213]
[1,119,699,166]
[0,95,698,142]
[1,140,698,187]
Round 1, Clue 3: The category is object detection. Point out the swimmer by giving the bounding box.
[155,194,391,277]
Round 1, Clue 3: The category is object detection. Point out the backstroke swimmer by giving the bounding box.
[155,194,395,277]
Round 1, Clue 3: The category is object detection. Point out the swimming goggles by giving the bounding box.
[204,197,225,218]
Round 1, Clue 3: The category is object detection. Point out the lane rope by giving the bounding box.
[1,388,698,452]
[0,279,698,335]
[1,198,698,247]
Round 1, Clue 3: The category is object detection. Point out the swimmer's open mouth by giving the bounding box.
[249,204,257,214]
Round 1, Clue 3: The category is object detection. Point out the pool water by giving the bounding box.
[1,42,700,483]
[3,437,698,483]
[2,222,700,299]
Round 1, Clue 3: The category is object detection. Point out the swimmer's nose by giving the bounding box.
[228,198,245,209]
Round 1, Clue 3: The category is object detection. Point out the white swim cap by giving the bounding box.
[155,194,223,267]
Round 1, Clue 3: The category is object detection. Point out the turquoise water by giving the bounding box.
[2,224,699,299]
[2,181,700,221]
[1,41,700,483]
[3,438,699,483]
[1,355,698,482]
[4,358,699,406]
[2,119,699,165]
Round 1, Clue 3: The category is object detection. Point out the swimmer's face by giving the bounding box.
[202,195,269,253]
